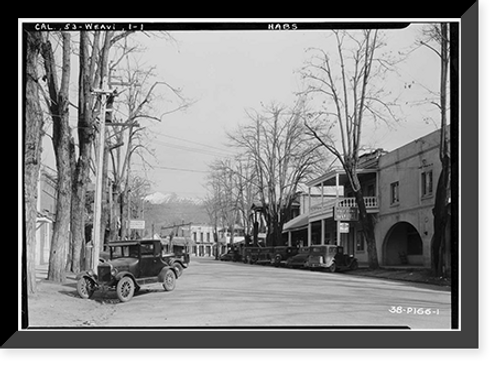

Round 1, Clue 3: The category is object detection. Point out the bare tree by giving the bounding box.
[418,23,451,277]
[24,31,44,293]
[205,157,259,248]
[106,37,192,241]
[39,31,74,282]
[68,30,114,273]
[203,191,220,246]
[228,100,325,246]
[299,30,400,269]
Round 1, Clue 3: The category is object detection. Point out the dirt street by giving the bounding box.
[27,257,452,329]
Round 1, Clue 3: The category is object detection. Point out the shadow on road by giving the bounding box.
[59,284,175,304]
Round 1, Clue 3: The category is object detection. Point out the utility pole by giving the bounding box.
[91,75,114,272]
[91,64,142,268]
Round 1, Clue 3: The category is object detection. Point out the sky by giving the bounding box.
[39,22,444,200]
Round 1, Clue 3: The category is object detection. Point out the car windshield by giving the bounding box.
[310,247,325,254]
[109,245,140,259]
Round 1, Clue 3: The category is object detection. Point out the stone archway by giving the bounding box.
[383,222,423,266]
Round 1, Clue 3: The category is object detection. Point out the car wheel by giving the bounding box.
[116,276,135,302]
[162,269,176,291]
[274,255,282,267]
[76,276,95,299]
[329,262,337,273]
[173,262,183,277]
[351,260,358,270]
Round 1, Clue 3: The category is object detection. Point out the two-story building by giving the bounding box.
[160,223,245,257]
[283,127,450,270]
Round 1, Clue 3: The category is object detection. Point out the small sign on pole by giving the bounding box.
[339,222,350,233]
[129,219,145,230]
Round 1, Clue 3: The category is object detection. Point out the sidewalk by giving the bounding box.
[345,264,451,288]
[35,264,78,282]
[35,264,49,282]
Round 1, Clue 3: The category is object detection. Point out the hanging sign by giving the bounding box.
[334,207,359,221]
[129,219,145,230]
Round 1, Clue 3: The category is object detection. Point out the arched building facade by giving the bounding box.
[284,127,451,271]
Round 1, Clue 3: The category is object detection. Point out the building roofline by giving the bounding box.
[306,168,378,188]
[306,126,448,188]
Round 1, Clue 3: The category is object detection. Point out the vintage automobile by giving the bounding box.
[285,247,311,268]
[76,240,179,302]
[308,245,359,272]
[162,243,190,277]
[270,246,299,267]
[220,245,242,262]
[243,245,274,265]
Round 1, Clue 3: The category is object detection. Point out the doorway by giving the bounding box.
[383,222,423,266]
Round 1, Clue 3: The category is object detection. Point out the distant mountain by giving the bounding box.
[143,192,209,235]
[144,191,204,206]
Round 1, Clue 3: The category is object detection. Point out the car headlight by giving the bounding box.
[111,268,117,276]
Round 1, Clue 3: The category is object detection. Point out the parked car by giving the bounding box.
[308,245,358,272]
[162,243,190,277]
[270,246,299,267]
[76,240,179,302]
[220,251,235,261]
[286,247,310,268]
[220,245,242,262]
[242,245,274,264]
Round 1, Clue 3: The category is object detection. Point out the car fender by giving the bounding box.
[166,258,188,269]
[175,260,189,269]
[115,271,139,287]
[159,266,178,281]
[76,270,98,284]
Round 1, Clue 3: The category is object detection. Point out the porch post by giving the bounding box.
[321,219,325,244]
[308,186,311,213]
[336,172,341,246]
[321,181,324,207]
[308,222,312,246]
[288,231,292,246]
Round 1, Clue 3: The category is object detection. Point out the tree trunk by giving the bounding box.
[431,157,450,277]
[353,188,378,269]
[49,143,73,282]
[431,22,450,278]
[346,163,379,269]
[24,31,44,294]
[41,32,74,283]
[70,31,94,273]
[266,211,284,247]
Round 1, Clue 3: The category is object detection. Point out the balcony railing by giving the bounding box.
[338,196,379,209]
[310,196,379,216]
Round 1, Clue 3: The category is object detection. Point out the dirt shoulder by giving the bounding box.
[344,267,452,289]
[28,267,118,327]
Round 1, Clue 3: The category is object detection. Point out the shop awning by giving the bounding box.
[283,213,309,233]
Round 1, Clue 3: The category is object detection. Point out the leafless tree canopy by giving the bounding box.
[224,100,327,246]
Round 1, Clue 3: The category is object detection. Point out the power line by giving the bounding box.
[150,130,236,155]
[132,165,209,173]
[152,138,232,158]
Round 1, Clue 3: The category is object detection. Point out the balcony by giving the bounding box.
[338,196,379,209]
[310,196,379,219]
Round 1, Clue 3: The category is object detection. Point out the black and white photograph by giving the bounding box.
[14,14,481,352]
